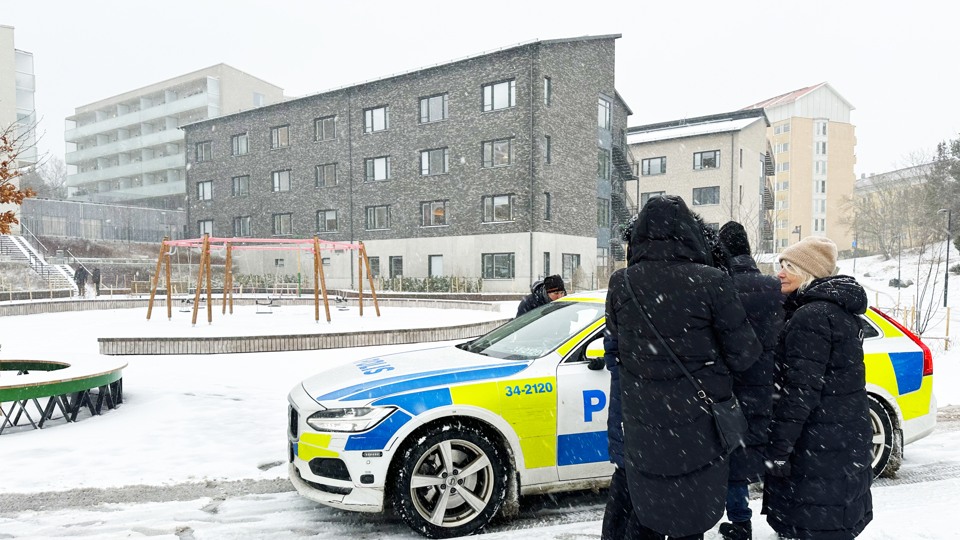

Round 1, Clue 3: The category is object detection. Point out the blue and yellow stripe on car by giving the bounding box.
[864,311,934,421]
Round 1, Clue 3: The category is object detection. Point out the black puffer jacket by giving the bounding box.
[727,254,784,482]
[763,275,873,540]
[516,281,549,316]
[605,196,761,537]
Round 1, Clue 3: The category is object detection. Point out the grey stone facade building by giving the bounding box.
[183,35,633,292]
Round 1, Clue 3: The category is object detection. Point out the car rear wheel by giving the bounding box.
[392,422,507,538]
[870,396,902,478]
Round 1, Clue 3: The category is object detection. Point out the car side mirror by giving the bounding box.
[585,337,604,361]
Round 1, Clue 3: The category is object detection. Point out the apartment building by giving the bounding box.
[742,83,856,253]
[182,35,633,292]
[627,109,775,252]
[64,64,284,210]
[0,25,37,233]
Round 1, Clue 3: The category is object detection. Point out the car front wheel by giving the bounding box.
[392,422,507,538]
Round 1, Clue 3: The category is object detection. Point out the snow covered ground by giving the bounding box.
[1,243,959,539]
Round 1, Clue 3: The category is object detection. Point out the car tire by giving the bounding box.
[392,421,507,538]
[869,396,902,478]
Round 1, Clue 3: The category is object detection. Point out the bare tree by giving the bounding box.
[19,156,68,199]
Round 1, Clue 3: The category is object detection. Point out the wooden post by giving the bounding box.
[358,245,364,317]
[206,237,213,325]
[313,237,321,323]
[315,237,331,323]
[191,235,208,326]
[164,245,172,321]
[360,243,380,317]
[146,237,168,320]
[223,243,233,315]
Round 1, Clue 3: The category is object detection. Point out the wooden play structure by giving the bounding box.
[145,235,380,325]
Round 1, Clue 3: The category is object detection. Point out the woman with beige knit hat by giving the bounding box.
[762,236,873,539]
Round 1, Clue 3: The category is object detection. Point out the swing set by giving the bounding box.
[145,235,380,325]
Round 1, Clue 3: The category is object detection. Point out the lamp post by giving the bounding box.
[895,232,902,286]
[940,209,952,308]
[792,225,802,243]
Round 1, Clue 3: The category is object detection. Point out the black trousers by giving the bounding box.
[602,467,633,540]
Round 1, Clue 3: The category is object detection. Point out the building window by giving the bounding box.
[419,94,448,123]
[692,186,720,206]
[641,191,665,207]
[232,175,249,197]
[816,141,828,155]
[275,258,285,268]
[641,156,666,176]
[482,138,513,168]
[272,213,292,236]
[231,133,248,156]
[816,121,828,136]
[368,256,380,278]
[196,180,213,201]
[544,135,552,164]
[776,200,789,210]
[597,247,608,269]
[365,205,390,230]
[774,142,790,153]
[364,156,391,182]
[233,216,251,237]
[270,125,289,149]
[562,253,581,281]
[598,148,611,180]
[317,210,338,232]
[482,194,514,223]
[272,170,291,192]
[544,192,552,221]
[315,116,336,141]
[482,80,515,112]
[777,161,790,172]
[389,256,403,279]
[429,255,443,277]
[694,150,720,170]
[816,179,827,193]
[814,199,827,213]
[598,97,611,130]
[420,148,449,176]
[198,220,213,237]
[482,253,515,279]
[777,180,790,191]
[597,198,610,227]
[420,200,447,226]
[543,252,551,276]
[316,163,337,187]
[364,105,389,133]
[543,77,552,107]
[815,161,828,175]
[774,122,791,134]
[814,218,825,232]
[704,222,719,233]
[196,141,212,162]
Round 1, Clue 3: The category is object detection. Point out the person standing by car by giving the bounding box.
[606,195,761,540]
[763,236,873,539]
[516,274,565,316]
[715,221,784,540]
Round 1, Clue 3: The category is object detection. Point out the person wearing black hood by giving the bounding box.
[715,221,785,540]
[516,274,565,317]
[605,195,761,540]
[762,236,873,539]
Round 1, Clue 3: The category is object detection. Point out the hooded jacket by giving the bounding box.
[763,275,873,540]
[516,281,549,317]
[605,195,761,537]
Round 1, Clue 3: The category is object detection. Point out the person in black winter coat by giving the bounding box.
[762,236,873,540]
[605,196,761,540]
[715,221,785,540]
[594,329,631,540]
[516,274,565,317]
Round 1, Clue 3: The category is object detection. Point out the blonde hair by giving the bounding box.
[780,259,816,292]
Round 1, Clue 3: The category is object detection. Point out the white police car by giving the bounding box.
[287,291,935,538]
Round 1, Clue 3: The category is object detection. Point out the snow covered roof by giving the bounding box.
[627,116,763,145]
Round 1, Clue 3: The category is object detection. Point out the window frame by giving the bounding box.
[419,93,448,124]
[364,156,391,182]
[316,209,338,233]
[316,163,337,187]
[420,200,448,227]
[598,97,612,130]
[314,115,337,142]
[272,213,292,236]
[365,205,391,230]
[481,252,515,279]
[364,105,390,133]
[270,125,290,149]
[562,253,581,281]
[232,175,249,197]
[641,156,667,176]
[692,186,721,206]
[231,133,248,156]
[543,77,552,107]
[197,220,213,237]
[272,169,291,192]
[389,256,403,279]
[693,150,720,170]
[598,148,611,180]
[195,141,212,162]
[481,80,516,112]
[420,147,449,176]
[640,191,665,207]
[196,180,213,201]
[233,215,251,237]
[481,194,514,223]
[482,138,513,168]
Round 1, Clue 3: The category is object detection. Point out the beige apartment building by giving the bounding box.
[65,64,284,210]
[627,108,775,253]
[1,25,37,233]
[742,83,856,254]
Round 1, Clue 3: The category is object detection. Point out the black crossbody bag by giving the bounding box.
[623,267,748,455]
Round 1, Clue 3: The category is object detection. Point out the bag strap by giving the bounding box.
[623,266,713,404]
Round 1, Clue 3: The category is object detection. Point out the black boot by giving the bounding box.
[718,520,751,540]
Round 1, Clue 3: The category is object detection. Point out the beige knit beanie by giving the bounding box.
[779,236,838,278]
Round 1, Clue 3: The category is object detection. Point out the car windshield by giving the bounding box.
[458,301,604,360]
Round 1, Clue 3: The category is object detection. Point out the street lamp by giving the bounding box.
[894,232,902,286]
[939,209,952,308]
[792,225,802,243]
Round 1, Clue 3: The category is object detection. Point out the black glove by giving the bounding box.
[587,356,605,370]
[764,454,791,478]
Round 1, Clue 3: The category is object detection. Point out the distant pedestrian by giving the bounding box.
[74,266,88,297]
[606,195,760,540]
[92,268,101,296]
[715,221,784,540]
[516,274,565,317]
[763,236,873,539]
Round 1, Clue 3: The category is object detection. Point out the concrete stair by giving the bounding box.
[0,234,78,293]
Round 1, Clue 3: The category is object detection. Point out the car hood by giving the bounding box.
[301,345,533,407]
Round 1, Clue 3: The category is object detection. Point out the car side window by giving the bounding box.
[564,330,605,364]
[859,315,881,339]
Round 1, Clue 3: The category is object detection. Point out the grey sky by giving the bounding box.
[4,0,958,177]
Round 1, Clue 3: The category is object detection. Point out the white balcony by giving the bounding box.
[65,93,213,141]
[65,129,184,165]
[66,153,185,187]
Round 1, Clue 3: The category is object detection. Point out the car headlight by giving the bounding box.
[305,407,395,432]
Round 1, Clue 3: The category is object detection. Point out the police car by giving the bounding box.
[287,291,935,538]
